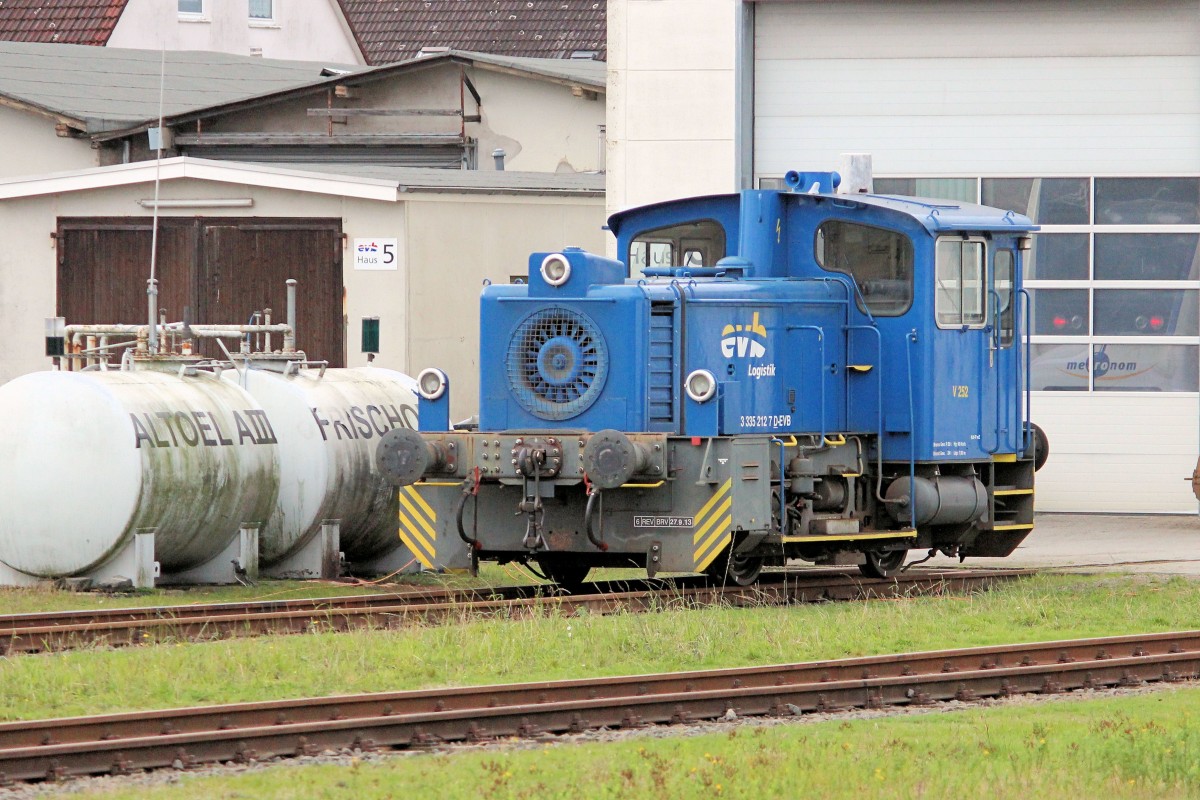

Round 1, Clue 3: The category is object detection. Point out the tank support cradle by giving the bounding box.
[167,525,260,586]
[0,529,159,589]
[262,519,342,580]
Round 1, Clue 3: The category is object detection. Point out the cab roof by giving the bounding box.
[607,189,1038,238]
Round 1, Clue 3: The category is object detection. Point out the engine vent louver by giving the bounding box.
[506,306,609,420]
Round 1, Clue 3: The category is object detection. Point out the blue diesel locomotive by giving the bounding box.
[377,169,1046,584]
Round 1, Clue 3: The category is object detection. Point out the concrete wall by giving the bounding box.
[108,0,362,64]
[405,197,607,420]
[0,177,605,425]
[0,109,99,179]
[607,0,739,222]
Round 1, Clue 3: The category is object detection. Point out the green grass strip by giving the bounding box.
[1,573,1197,721]
[80,687,1200,799]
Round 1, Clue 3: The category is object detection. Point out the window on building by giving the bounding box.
[873,178,976,203]
[935,239,986,327]
[1096,178,1200,225]
[1029,288,1089,336]
[249,0,273,20]
[178,0,203,14]
[1017,175,1200,392]
[1026,233,1089,281]
[1095,234,1200,281]
[815,220,913,316]
[981,178,1089,225]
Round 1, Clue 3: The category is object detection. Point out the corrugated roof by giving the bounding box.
[338,0,606,65]
[90,49,603,141]
[0,0,127,46]
[0,41,358,132]
[256,161,605,194]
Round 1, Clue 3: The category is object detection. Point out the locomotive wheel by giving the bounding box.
[704,546,764,586]
[858,549,907,579]
[535,556,591,590]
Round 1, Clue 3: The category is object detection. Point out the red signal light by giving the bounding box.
[1053,316,1068,329]
[1150,315,1165,330]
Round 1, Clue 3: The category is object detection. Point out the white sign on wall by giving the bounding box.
[353,238,399,270]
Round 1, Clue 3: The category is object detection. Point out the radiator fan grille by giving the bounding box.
[507,307,608,420]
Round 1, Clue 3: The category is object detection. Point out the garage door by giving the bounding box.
[751,0,1200,513]
[56,217,345,367]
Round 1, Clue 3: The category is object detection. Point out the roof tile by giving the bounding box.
[0,0,128,46]
[338,0,606,65]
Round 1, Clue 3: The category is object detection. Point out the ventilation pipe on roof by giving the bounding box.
[493,149,506,171]
[836,153,873,195]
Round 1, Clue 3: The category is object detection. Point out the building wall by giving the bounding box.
[107,0,362,64]
[0,177,605,424]
[753,0,1200,179]
[606,0,739,222]
[405,197,607,420]
[0,109,98,179]
[159,63,606,173]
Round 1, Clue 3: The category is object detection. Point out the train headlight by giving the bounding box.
[540,253,572,287]
[417,368,448,401]
[685,369,717,403]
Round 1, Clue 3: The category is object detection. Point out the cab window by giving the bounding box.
[629,220,726,271]
[936,239,987,328]
[995,249,1015,347]
[815,220,914,316]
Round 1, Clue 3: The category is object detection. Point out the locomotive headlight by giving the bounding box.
[417,367,448,401]
[685,369,717,403]
[540,253,572,287]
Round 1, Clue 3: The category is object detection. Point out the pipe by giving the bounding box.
[285,279,297,353]
[147,278,159,353]
[583,487,608,551]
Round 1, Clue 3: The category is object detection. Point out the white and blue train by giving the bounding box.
[377,167,1047,585]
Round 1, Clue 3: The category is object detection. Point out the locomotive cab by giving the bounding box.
[377,166,1044,585]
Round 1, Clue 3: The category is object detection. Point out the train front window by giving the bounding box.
[815,220,913,316]
[629,220,726,272]
[936,239,987,328]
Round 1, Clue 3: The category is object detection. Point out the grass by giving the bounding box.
[1,573,1198,721]
[69,686,1200,799]
[0,563,560,616]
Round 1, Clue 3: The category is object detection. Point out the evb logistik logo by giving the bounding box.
[721,312,775,378]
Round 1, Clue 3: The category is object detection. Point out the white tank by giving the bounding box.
[225,366,418,564]
[0,370,279,578]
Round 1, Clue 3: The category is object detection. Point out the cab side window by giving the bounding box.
[629,220,726,272]
[995,249,1015,347]
[936,239,987,328]
[815,220,914,316]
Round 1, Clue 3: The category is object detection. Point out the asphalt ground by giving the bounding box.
[928,513,1200,575]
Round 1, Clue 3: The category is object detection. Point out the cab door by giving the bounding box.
[990,249,1021,454]
[931,238,993,459]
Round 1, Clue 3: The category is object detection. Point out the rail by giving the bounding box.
[1,625,1194,783]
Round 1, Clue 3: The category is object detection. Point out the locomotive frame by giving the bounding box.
[378,167,1045,584]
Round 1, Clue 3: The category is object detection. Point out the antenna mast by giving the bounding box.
[147,48,167,353]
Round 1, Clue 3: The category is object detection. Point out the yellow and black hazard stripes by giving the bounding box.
[692,479,733,572]
[397,486,436,568]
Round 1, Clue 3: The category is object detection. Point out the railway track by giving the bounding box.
[1,628,1196,784]
[0,568,1030,655]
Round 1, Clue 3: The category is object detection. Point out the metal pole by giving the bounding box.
[285,279,297,353]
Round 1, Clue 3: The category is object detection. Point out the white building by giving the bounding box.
[608,0,1200,513]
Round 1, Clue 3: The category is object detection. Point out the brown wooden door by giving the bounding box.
[57,217,344,366]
